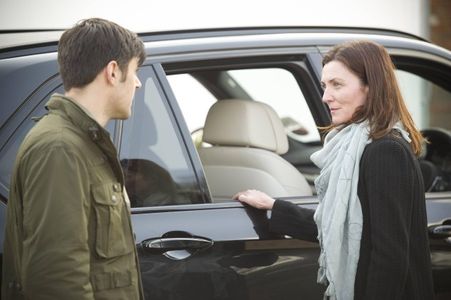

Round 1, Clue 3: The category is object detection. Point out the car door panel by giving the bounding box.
[131,202,325,300]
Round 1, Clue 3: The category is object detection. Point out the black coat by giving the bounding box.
[269,133,434,299]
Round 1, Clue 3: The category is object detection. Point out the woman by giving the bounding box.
[233,40,434,300]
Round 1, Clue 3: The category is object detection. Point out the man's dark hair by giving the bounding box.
[58,18,146,90]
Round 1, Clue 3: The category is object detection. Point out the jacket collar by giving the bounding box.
[45,93,108,143]
[45,93,124,184]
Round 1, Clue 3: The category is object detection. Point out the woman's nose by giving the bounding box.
[322,88,332,103]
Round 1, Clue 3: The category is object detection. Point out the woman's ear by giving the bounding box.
[363,84,369,96]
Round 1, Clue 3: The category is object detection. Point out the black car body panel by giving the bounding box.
[132,200,323,299]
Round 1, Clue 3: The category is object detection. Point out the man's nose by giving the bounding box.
[135,76,142,89]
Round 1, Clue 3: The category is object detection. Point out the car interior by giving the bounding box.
[165,64,323,203]
[198,98,312,202]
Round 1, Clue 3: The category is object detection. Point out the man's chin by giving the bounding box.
[114,111,132,120]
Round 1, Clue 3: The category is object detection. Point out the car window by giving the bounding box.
[0,87,115,196]
[396,69,450,132]
[167,65,318,201]
[0,104,47,193]
[120,67,204,207]
[168,67,320,144]
[227,68,320,143]
[395,68,451,192]
[169,74,217,133]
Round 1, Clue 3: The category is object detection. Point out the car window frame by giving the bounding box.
[0,76,62,199]
[392,51,451,198]
[121,63,212,209]
[163,53,327,127]
[391,54,451,92]
[158,52,325,205]
[0,77,119,200]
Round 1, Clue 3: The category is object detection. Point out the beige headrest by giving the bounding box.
[203,99,289,154]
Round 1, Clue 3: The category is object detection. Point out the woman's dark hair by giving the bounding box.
[322,40,423,155]
[58,18,146,90]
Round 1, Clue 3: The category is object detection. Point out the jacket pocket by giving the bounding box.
[91,270,133,291]
[92,182,133,258]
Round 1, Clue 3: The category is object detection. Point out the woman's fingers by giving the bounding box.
[232,189,275,210]
[233,189,255,200]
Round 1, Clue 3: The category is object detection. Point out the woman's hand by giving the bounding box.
[232,189,275,210]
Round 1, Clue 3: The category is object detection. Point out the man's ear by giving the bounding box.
[105,60,119,85]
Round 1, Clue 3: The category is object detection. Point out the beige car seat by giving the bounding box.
[198,99,312,201]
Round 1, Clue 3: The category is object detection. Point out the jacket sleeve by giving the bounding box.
[360,139,415,299]
[20,145,94,299]
[269,199,318,242]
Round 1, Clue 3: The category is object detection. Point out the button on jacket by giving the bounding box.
[2,94,143,300]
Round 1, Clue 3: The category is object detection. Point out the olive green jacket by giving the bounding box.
[2,94,144,299]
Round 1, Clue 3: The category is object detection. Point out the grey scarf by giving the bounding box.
[310,121,411,300]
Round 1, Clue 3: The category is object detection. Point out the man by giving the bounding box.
[2,18,146,299]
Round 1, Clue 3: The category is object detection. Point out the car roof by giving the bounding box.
[1,26,450,65]
[0,26,426,51]
[0,30,64,50]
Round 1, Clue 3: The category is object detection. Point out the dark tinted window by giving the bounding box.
[0,87,116,197]
[120,67,202,207]
[0,103,47,193]
[395,68,451,192]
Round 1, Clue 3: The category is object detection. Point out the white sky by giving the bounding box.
[0,0,429,38]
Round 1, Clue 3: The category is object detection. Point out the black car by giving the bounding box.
[1,27,451,299]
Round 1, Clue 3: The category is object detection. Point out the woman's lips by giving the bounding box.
[330,108,339,114]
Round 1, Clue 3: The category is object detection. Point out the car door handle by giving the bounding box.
[139,231,214,260]
[141,236,213,254]
[141,237,213,254]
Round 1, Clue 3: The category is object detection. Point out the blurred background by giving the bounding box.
[0,0,449,50]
